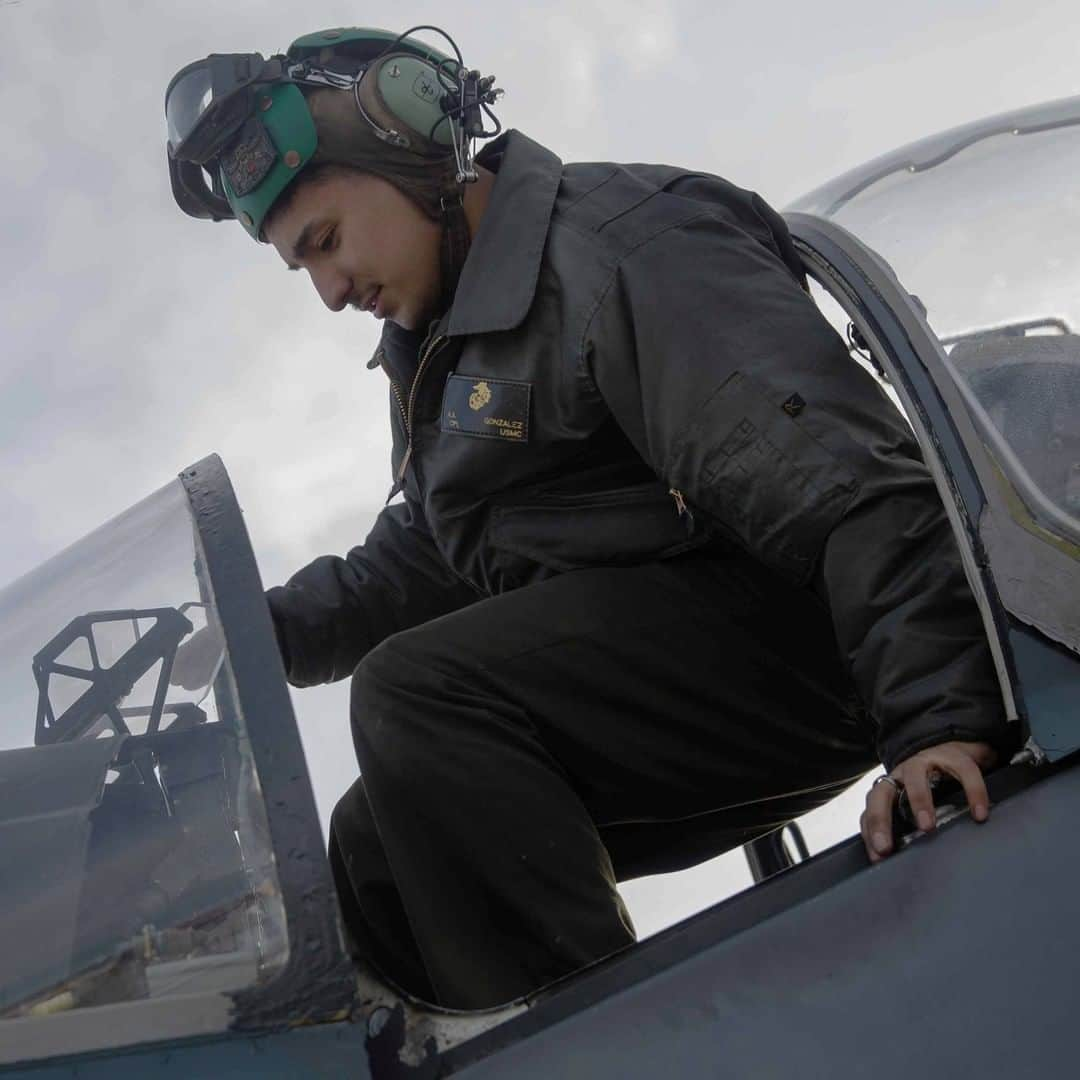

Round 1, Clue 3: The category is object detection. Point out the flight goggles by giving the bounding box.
[166,53,291,165]
[165,51,334,229]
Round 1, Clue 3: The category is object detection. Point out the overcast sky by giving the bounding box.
[2,0,1077,937]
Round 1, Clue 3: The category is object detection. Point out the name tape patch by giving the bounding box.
[441,374,531,443]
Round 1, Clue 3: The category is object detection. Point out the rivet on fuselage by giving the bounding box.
[284,150,301,168]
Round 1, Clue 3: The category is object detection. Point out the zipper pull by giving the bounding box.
[397,444,414,484]
[670,488,695,533]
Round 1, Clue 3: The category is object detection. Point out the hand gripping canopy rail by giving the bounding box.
[164,25,503,240]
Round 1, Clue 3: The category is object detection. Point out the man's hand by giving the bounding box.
[860,740,997,863]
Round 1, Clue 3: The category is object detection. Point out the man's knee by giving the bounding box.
[329,776,371,850]
[352,624,459,707]
[349,622,528,785]
[349,627,465,773]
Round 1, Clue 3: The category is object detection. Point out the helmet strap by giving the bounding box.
[438,187,471,315]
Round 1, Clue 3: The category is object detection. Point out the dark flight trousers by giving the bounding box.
[328,547,878,1010]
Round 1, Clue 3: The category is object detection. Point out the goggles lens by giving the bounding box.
[166,65,215,153]
[165,54,280,164]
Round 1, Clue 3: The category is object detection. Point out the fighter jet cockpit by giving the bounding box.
[783,97,1080,745]
[0,475,288,1021]
[788,95,1080,560]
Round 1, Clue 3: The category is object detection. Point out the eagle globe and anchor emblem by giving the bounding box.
[469,381,493,411]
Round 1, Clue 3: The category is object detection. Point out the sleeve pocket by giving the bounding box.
[671,370,860,585]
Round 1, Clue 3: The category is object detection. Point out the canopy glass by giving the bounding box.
[789,96,1080,550]
[0,479,288,1020]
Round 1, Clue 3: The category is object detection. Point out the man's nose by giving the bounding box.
[310,265,351,312]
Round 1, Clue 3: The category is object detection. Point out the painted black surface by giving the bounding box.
[179,456,355,1029]
[444,837,869,1070]
[446,755,1078,1078]
[442,762,1042,1072]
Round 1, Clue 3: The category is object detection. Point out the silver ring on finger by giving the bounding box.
[872,774,904,795]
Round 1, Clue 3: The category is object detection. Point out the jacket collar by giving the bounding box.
[443,129,563,338]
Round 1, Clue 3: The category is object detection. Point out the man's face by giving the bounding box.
[265,168,442,331]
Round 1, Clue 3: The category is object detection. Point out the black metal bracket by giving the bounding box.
[33,608,193,746]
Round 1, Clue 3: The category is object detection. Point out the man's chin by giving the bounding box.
[389,285,445,332]
[390,306,434,334]
[385,299,413,331]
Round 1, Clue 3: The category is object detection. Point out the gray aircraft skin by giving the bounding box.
[1,93,1079,1079]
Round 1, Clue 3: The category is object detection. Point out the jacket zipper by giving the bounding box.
[397,333,448,483]
[382,332,448,503]
[389,378,409,434]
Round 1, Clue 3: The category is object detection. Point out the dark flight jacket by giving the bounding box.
[266,129,1010,771]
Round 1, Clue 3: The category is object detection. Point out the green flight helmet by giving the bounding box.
[167,27,470,241]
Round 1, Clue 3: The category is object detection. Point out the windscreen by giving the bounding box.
[0,479,287,1020]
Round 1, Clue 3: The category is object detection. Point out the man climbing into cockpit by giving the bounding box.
[166,26,1013,1009]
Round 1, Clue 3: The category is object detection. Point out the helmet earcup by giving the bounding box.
[355,52,457,151]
